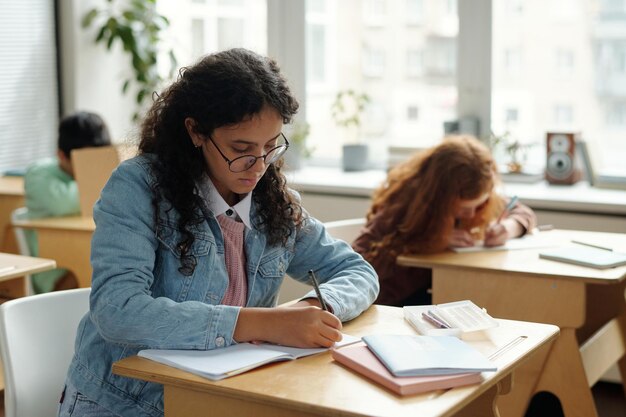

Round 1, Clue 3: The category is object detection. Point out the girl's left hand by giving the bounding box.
[484,223,508,246]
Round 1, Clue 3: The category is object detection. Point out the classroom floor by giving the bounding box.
[0,382,622,416]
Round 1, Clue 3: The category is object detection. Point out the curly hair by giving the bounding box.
[363,135,504,266]
[138,48,303,275]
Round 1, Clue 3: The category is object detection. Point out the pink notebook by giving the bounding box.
[331,342,483,396]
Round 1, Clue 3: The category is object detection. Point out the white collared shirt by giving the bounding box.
[197,175,252,229]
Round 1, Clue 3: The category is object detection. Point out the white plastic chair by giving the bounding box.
[10,207,35,295]
[0,288,91,417]
[322,218,366,243]
[277,218,366,304]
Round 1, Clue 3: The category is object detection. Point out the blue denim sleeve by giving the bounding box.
[89,158,239,350]
[286,215,379,321]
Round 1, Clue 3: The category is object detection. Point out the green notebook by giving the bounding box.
[539,246,626,270]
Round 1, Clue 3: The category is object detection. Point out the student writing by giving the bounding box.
[352,135,535,307]
[58,48,379,417]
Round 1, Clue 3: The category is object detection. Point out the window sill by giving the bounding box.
[285,166,626,216]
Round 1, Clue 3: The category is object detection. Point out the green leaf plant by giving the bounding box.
[82,0,177,120]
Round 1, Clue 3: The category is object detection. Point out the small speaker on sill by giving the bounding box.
[545,132,582,185]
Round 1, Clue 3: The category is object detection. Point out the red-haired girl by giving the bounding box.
[353,135,536,306]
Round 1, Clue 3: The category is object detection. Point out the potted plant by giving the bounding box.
[331,89,370,171]
[282,121,312,170]
[490,131,536,174]
[82,0,177,120]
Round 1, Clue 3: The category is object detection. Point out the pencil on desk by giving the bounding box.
[571,240,613,252]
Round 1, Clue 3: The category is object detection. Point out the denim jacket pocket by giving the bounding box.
[156,221,212,258]
[257,249,289,278]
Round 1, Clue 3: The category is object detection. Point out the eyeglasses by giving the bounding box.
[208,133,289,173]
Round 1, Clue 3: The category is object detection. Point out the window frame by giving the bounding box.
[269,0,626,188]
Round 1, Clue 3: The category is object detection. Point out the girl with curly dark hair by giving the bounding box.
[59,48,378,417]
[353,135,536,307]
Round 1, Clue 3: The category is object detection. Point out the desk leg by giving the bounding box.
[453,379,506,417]
[497,336,554,417]
[534,329,599,417]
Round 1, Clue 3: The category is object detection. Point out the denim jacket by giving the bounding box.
[64,155,379,417]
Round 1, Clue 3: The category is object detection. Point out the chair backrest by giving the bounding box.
[0,288,91,417]
[323,218,366,244]
[10,207,34,295]
[277,218,366,305]
[71,146,121,218]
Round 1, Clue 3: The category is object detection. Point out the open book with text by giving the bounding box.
[331,342,483,395]
[138,334,359,381]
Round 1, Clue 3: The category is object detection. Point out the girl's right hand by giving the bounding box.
[233,306,342,348]
[448,228,475,248]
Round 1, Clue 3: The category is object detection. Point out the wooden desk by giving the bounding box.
[11,216,95,288]
[0,176,24,253]
[397,229,626,417]
[0,252,56,282]
[113,305,558,417]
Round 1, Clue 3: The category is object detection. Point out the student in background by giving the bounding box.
[353,135,536,307]
[58,48,378,417]
[22,111,111,293]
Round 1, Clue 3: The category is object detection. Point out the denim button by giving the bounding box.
[215,336,225,347]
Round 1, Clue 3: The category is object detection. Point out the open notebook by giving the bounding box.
[451,233,558,253]
[138,334,360,381]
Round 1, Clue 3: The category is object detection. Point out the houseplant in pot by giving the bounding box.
[282,121,312,170]
[331,89,370,171]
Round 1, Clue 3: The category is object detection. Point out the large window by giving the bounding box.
[304,0,459,165]
[491,0,626,178]
[156,0,626,182]
[158,0,267,69]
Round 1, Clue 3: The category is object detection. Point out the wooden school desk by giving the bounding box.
[0,176,24,253]
[0,252,56,282]
[113,305,558,417]
[11,216,95,288]
[397,229,626,417]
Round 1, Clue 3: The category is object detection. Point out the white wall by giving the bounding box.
[58,0,138,143]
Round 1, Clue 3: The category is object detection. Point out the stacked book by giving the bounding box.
[331,300,499,396]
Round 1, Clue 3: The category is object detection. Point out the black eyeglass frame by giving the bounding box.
[208,133,290,173]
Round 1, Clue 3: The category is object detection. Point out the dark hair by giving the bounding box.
[139,48,302,275]
[58,111,111,158]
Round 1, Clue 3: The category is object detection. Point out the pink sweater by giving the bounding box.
[217,214,248,306]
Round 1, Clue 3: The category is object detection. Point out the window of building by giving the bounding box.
[304,0,458,164]
[492,0,626,178]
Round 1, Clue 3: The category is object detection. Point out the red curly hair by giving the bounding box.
[364,135,504,264]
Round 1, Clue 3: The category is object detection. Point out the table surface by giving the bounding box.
[0,252,56,281]
[113,305,559,417]
[398,229,626,284]
[0,176,24,196]
[12,215,95,231]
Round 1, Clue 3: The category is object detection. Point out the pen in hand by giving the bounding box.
[308,269,328,311]
[497,195,518,224]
